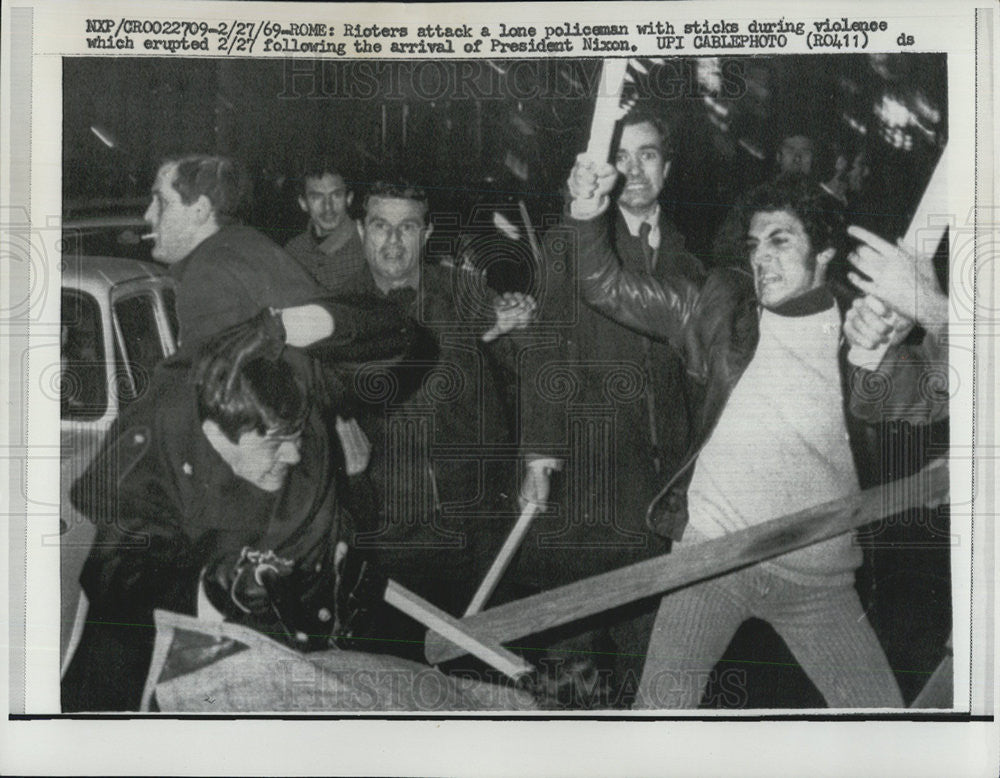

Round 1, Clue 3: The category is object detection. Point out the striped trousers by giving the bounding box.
[633,563,904,709]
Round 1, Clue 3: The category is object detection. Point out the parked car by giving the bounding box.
[60,219,177,675]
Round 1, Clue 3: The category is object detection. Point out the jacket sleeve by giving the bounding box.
[306,292,425,365]
[517,223,579,460]
[847,329,950,424]
[177,244,325,348]
[570,212,704,355]
[72,416,202,622]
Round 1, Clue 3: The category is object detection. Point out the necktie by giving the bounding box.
[637,220,662,473]
[638,221,655,272]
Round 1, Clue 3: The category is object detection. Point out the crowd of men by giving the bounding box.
[62,107,949,712]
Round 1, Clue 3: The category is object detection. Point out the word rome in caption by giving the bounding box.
[83,16,899,55]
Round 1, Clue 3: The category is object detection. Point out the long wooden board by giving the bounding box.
[426,458,948,665]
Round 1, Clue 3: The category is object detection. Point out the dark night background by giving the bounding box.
[62,53,952,708]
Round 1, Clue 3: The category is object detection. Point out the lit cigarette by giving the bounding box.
[140,233,157,241]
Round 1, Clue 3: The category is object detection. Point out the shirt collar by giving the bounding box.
[618,204,661,250]
[768,286,836,317]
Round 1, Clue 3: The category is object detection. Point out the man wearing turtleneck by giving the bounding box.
[567,172,948,709]
[686,211,861,585]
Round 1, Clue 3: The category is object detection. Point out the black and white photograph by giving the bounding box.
[2,1,996,775]
[56,51,954,714]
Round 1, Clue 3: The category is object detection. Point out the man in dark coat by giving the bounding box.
[144,153,376,477]
[337,181,535,656]
[513,109,703,706]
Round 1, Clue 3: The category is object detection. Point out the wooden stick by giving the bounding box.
[465,501,540,617]
[384,579,533,680]
[426,458,948,664]
[585,59,630,164]
[459,200,547,616]
[140,620,175,712]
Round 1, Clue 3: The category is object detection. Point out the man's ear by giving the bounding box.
[816,246,836,269]
[346,191,354,208]
[298,195,309,214]
[192,194,214,226]
[422,222,434,243]
[356,220,365,240]
[661,159,672,183]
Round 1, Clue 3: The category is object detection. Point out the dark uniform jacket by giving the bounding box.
[572,211,950,541]
[61,353,345,712]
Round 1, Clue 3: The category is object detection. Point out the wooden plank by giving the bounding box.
[426,458,948,664]
[465,501,539,617]
[385,580,533,680]
[585,59,631,163]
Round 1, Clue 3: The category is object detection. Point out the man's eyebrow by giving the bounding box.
[748,226,791,240]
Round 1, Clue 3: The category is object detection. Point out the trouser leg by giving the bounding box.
[762,573,904,708]
[633,572,750,709]
[606,597,659,708]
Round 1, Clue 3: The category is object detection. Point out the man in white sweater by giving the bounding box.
[566,167,948,709]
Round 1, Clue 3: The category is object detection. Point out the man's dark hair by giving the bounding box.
[620,106,674,156]
[362,180,430,223]
[166,154,250,226]
[771,123,815,152]
[738,175,847,258]
[297,154,350,196]
[196,354,310,444]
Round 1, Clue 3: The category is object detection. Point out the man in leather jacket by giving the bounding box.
[566,167,948,709]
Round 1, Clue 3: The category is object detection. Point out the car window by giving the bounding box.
[61,289,108,420]
[113,293,166,407]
